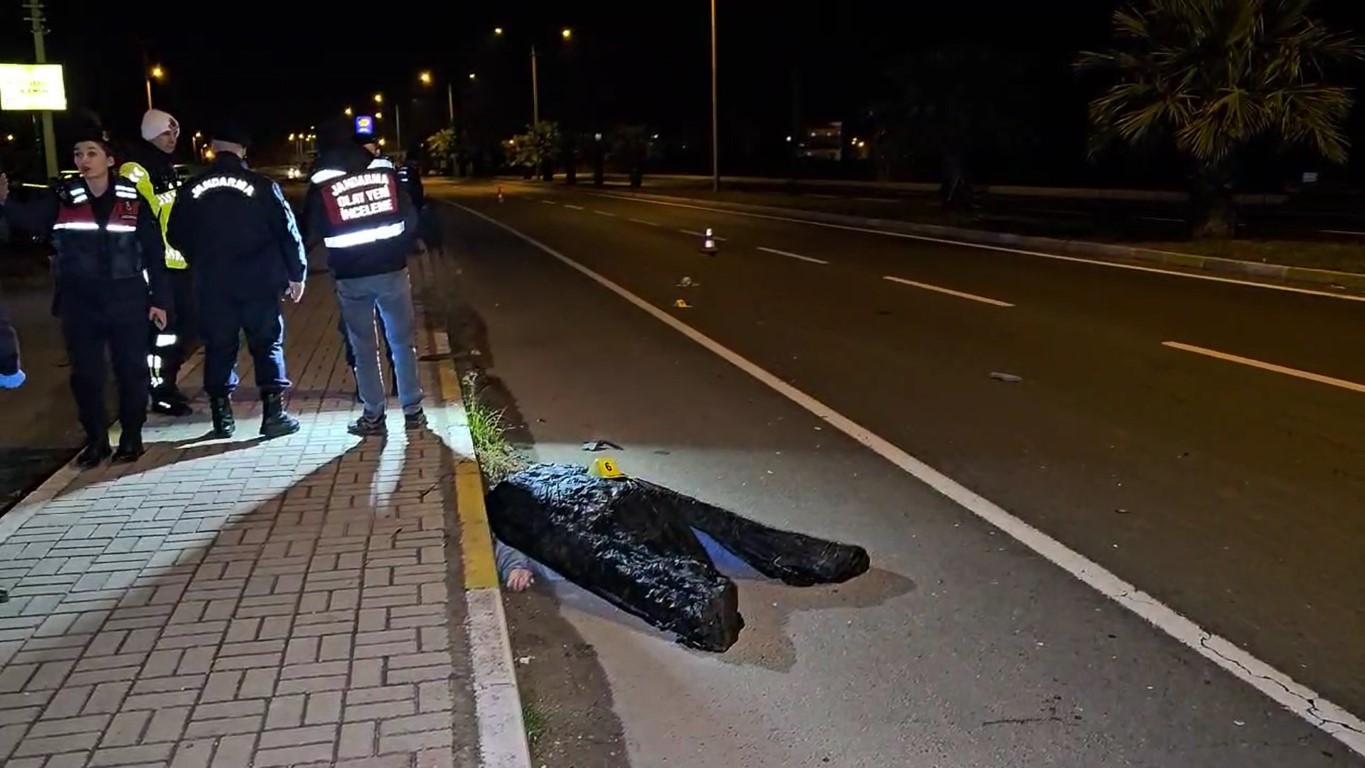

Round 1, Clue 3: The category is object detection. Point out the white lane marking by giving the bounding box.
[442,196,1365,760]
[679,229,727,241]
[594,194,1365,304]
[1163,342,1365,394]
[540,200,557,205]
[757,246,828,265]
[594,210,617,217]
[629,218,660,227]
[563,204,585,211]
[884,276,1014,307]
[1320,229,1365,237]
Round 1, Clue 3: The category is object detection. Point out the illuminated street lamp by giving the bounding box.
[418,71,456,126]
[145,64,165,110]
[373,93,383,104]
[561,27,572,40]
[344,106,353,117]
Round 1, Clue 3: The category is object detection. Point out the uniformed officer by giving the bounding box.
[0,128,169,466]
[305,118,423,437]
[166,125,306,440]
[121,109,195,416]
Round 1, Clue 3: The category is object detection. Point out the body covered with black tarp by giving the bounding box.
[485,463,870,652]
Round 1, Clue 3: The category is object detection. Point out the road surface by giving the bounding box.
[427,180,1365,766]
[565,174,1365,246]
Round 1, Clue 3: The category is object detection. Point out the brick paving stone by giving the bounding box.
[0,271,467,766]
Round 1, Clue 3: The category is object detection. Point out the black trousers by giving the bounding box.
[150,268,198,392]
[200,293,290,399]
[59,282,150,442]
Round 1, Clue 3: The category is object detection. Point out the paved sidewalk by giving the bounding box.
[0,265,512,767]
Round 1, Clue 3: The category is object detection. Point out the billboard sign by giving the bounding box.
[0,64,67,111]
[354,115,375,135]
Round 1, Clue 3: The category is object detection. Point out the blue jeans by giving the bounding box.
[335,269,423,418]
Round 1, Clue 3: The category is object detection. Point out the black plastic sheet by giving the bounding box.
[485,463,871,652]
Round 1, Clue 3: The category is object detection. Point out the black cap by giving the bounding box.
[71,124,113,150]
[212,123,251,149]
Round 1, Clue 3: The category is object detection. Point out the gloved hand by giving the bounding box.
[0,369,26,389]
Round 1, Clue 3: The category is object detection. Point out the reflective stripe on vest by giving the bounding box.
[323,221,406,249]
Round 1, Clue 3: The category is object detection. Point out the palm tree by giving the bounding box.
[1076,0,1361,238]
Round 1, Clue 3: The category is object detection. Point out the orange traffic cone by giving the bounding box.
[496,185,505,203]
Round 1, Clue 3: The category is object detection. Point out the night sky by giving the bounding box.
[1,1,1363,181]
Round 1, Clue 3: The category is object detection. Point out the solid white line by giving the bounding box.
[594,210,616,217]
[884,275,1014,307]
[1163,342,1365,394]
[629,218,660,227]
[593,194,1365,303]
[440,197,1365,759]
[539,200,557,205]
[563,204,585,211]
[679,229,726,241]
[758,246,828,265]
[1320,229,1365,237]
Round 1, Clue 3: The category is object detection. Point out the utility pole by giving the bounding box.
[22,0,59,180]
[710,0,719,192]
[530,45,540,128]
[446,82,455,126]
[395,104,403,152]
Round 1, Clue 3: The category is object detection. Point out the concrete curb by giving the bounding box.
[414,262,533,768]
[589,188,1365,294]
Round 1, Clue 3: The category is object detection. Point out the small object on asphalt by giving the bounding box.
[677,276,697,288]
[673,298,692,308]
[496,185,505,203]
[990,372,1023,383]
[581,439,622,452]
[485,463,871,652]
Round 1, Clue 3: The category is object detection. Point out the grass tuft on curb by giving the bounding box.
[521,702,548,745]
[459,371,527,485]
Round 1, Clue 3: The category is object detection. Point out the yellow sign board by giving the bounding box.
[0,64,67,111]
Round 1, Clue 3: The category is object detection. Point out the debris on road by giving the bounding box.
[677,276,699,288]
[581,439,622,452]
[673,298,692,308]
[485,463,871,652]
[990,371,1023,383]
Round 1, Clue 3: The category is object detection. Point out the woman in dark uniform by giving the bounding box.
[0,128,169,467]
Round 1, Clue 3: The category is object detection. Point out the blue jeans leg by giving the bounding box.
[335,278,387,419]
[373,269,424,415]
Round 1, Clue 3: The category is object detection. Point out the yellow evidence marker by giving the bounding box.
[592,457,626,479]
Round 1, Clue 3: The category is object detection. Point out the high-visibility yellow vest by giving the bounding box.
[119,161,187,270]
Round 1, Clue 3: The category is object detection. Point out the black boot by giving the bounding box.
[75,437,112,469]
[112,431,145,464]
[259,391,300,439]
[210,396,236,438]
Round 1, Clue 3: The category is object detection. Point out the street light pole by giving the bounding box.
[710,0,719,192]
[22,0,58,179]
[530,44,540,128]
[446,81,455,126]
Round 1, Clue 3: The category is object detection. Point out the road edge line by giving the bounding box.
[415,258,533,768]
[437,197,1365,759]
[575,188,1365,302]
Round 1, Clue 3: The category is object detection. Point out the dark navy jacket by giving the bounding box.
[167,153,307,299]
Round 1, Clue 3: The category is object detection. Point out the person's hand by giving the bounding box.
[148,307,168,329]
[286,281,305,303]
[506,568,534,593]
[0,172,9,204]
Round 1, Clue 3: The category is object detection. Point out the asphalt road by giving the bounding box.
[429,180,1365,766]
[574,174,1365,244]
